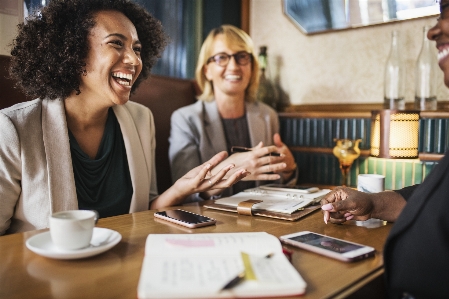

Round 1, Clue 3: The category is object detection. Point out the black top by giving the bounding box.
[69,108,133,218]
[394,184,418,201]
[221,115,255,195]
[386,151,449,298]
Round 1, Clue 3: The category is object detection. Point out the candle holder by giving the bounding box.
[333,138,361,186]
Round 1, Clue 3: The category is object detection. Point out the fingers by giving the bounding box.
[196,163,212,184]
[243,173,281,181]
[206,163,235,185]
[204,151,229,168]
[261,162,287,173]
[252,145,282,157]
[252,141,264,149]
[321,188,349,224]
[321,187,349,205]
[213,168,250,189]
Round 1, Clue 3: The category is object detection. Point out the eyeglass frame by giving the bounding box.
[206,51,253,67]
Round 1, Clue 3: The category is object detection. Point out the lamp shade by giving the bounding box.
[370,110,420,159]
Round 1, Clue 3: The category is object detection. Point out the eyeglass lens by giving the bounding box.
[209,52,251,66]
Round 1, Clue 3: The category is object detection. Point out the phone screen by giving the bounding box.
[288,233,363,253]
[156,210,212,224]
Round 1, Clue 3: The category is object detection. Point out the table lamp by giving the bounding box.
[370,110,420,159]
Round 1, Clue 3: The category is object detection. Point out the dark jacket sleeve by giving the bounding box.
[393,185,419,201]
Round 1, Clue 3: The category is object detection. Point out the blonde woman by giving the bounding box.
[169,25,297,200]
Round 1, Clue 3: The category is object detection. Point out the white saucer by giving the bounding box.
[26,227,121,260]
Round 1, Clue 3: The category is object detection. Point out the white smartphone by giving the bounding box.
[279,231,375,262]
[154,209,217,228]
[259,184,319,194]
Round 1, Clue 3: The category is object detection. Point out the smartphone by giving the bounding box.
[259,184,319,194]
[279,231,375,262]
[154,209,217,228]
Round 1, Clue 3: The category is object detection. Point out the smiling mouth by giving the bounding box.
[225,74,241,80]
[112,72,133,86]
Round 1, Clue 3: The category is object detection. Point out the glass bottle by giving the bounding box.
[415,26,438,110]
[384,31,405,110]
[257,46,277,110]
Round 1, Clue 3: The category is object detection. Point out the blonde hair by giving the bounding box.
[195,25,260,102]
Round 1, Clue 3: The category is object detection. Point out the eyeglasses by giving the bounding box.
[206,51,252,67]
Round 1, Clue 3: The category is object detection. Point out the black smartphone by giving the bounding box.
[154,209,217,228]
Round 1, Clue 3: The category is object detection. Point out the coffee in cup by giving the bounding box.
[50,210,99,250]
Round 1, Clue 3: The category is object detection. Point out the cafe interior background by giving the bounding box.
[1,0,448,189]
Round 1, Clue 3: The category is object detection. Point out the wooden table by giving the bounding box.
[0,202,391,299]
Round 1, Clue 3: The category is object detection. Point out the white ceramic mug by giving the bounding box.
[357,174,385,193]
[50,210,99,250]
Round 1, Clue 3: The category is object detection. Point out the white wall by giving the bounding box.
[0,0,22,56]
[250,0,449,106]
[0,14,18,56]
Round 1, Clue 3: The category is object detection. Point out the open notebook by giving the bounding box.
[137,232,306,299]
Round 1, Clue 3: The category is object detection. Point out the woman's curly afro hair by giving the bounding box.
[9,0,167,100]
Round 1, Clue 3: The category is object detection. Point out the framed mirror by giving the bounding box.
[284,0,439,35]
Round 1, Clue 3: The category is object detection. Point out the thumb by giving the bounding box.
[253,141,264,149]
[273,133,283,147]
[322,199,352,213]
[321,203,336,212]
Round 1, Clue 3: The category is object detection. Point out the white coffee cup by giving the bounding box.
[357,174,385,193]
[50,210,99,250]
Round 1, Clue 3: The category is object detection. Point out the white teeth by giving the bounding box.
[225,75,241,80]
[112,72,133,81]
[438,48,449,62]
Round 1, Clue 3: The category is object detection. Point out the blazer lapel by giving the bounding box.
[41,99,78,212]
[203,101,227,154]
[246,102,269,146]
[113,105,150,212]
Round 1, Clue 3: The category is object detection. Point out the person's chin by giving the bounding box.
[444,75,449,89]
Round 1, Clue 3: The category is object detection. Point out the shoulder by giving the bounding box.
[0,99,43,132]
[0,99,42,118]
[246,101,277,116]
[173,100,204,115]
[171,100,207,121]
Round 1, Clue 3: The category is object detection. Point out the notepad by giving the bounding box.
[137,232,306,299]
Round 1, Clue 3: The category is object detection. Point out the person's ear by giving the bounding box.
[204,65,213,81]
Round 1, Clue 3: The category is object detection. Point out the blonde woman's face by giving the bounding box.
[203,35,252,100]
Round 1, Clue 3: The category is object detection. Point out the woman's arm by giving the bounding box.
[0,113,22,235]
[320,187,407,224]
[150,151,249,209]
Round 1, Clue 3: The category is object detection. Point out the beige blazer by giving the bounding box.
[0,99,158,235]
[169,100,297,201]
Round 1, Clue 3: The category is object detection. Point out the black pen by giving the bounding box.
[231,146,281,157]
[219,271,245,292]
[219,253,273,292]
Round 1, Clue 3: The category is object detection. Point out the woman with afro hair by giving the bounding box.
[0,0,249,235]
